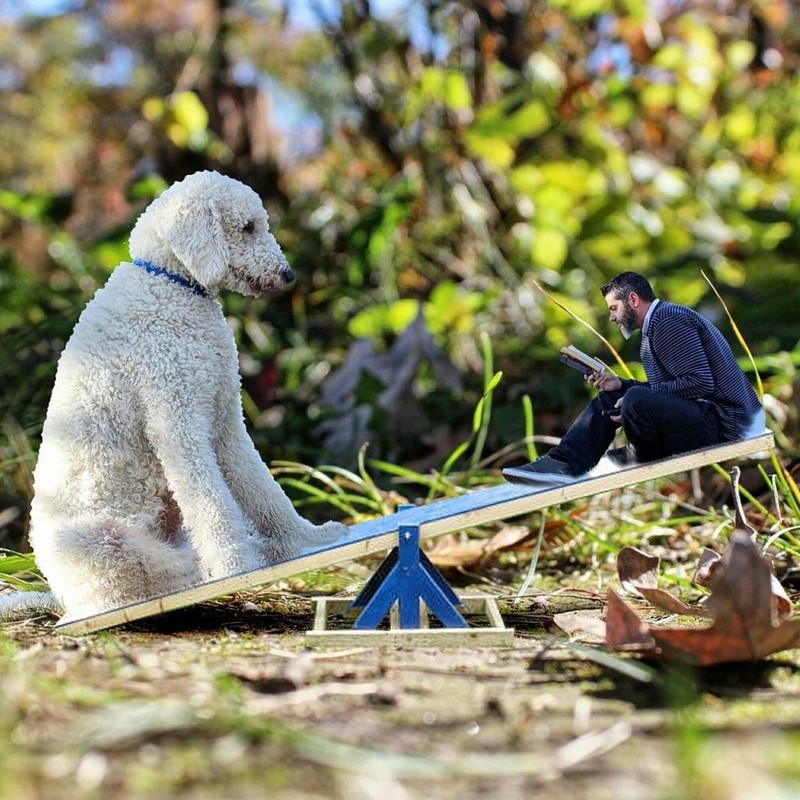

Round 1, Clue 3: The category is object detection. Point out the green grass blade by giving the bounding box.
[470,332,498,469]
[532,279,634,379]
[522,394,537,461]
[701,270,765,400]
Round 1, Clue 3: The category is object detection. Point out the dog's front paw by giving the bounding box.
[297,520,348,547]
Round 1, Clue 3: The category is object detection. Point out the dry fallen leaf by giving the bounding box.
[617,545,709,617]
[635,586,708,617]
[607,532,800,665]
[692,544,792,619]
[427,525,533,568]
[693,548,722,587]
[617,547,660,595]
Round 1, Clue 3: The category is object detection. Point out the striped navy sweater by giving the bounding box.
[622,300,764,441]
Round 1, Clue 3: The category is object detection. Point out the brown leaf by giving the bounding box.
[426,534,485,567]
[617,547,660,595]
[482,524,537,553]
[636,587,709,617]
[618,546,708,616]
[427,525,532,568]
[770,574,793,621]
[604,590,655,651]
[703,533,777,628]
[693,548,721,587]
[607,533,800,665]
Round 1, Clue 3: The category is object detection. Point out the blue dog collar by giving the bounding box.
[132,258,208,298]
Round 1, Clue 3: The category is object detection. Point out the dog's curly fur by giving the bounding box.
[28,171,346,620]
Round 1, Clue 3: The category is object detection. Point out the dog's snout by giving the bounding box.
[282,265,296,286]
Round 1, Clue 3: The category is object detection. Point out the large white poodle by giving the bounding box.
[27,171,346,620]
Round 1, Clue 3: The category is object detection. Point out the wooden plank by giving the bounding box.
[55,432,774,634]
[304,626,514,649]
[483,596,505,630]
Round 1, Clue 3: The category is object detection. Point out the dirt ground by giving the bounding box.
[2,590,800,800]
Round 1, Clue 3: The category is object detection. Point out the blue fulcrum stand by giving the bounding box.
[349,521,468,630]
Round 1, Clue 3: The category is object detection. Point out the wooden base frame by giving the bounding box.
[54,432,775,634]
[305,595,513,648]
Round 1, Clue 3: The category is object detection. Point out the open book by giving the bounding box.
[559,345,607,376]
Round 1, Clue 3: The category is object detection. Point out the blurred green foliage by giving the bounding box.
[1,0,800,548]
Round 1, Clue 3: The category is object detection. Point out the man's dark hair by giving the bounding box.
[600,272,656,302]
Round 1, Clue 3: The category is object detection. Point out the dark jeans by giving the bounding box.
[549,386,721,474]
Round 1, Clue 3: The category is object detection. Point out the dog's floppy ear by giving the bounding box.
[168,197,230,287]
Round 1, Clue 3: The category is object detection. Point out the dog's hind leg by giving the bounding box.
[37,518,202,619]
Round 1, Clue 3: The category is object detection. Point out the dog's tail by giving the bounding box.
[0,591,62,622]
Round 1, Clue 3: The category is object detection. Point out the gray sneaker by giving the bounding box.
[502,454,582,486]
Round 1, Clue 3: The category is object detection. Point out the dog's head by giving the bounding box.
[129,171,295,297]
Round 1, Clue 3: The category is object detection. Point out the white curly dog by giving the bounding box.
[25,171,346,620]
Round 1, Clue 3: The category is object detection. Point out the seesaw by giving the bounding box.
[55,432,775,635]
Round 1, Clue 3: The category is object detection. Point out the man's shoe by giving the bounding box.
[606,444,639,467]
[502,454,582,486]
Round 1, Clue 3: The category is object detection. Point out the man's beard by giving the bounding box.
[619,301,637,340]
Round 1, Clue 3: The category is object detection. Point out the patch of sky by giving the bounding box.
[286,0,407,29]
[230,60,325,161]
[0,0,74,20]
[587,14,633,80]
[85,45,136,88]
[286,0,450,59]
[264,78,326,161]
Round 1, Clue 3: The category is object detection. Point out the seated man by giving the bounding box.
[503,271,766,485]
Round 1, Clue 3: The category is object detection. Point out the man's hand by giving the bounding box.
[586,371,622,392]
[607,398,622,422]
[588,370,623,423]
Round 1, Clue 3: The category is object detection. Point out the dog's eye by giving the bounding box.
[242,219,255,234]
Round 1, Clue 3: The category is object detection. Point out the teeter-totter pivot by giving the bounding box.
[307,513,512,647]
[349,521,468,629]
